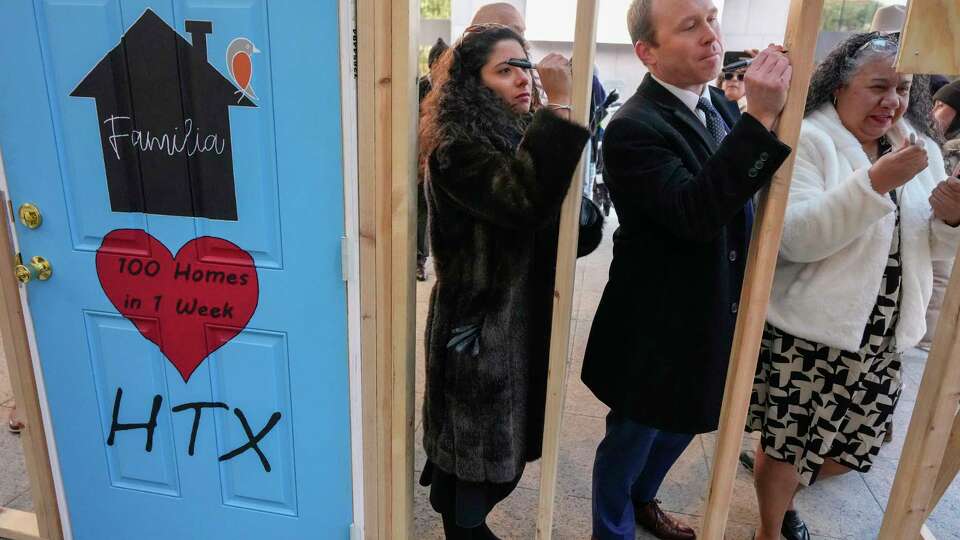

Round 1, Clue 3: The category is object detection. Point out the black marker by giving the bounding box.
[722,58,753,72]
[722,50,789,72]
[506,58,535,70]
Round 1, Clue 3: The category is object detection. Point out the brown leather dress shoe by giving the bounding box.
[8,418,24,434]
[634,499,696,540]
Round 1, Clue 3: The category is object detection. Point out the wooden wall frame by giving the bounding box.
[878,7,960,537]
[536,0,600,537]
[894,0,960,77]
[355,0,418,537]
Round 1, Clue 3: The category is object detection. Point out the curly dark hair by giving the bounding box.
[418,25,533,174]
[804,32,939,142]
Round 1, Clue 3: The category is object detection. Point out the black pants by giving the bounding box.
[420,460,520,537]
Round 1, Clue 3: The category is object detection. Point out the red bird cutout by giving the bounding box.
[226,37,259,103]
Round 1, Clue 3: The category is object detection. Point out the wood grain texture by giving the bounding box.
[925,412,960,521]
[699,1,824,538]
[895,0,960,75]
[356,0,417,537]
[390,0,418,536]
[535,1,599,538]
[879,257,960,538]
[356,0,381,536]
[0,200,62,539]
[0,507,41,540]
[881,4,960,537]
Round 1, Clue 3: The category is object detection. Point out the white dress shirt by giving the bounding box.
[650,74,712,127]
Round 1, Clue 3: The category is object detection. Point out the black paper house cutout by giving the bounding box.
[72,9,255,221]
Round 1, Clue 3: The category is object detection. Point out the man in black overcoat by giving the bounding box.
[581,1,793,539]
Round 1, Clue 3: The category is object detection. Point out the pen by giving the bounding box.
[506,58,535,70]
[722,58,753,72]
[722,51,789,72]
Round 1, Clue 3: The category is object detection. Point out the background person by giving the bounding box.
[417,38,450,281]
[920,79,960,349]
[716,49,757,111]
[933,79,960,174]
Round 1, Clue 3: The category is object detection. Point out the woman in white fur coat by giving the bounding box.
[745,33,960,540]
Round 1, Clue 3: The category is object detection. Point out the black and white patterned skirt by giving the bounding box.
[746,210,903,485]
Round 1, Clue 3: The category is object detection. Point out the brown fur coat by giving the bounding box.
[423,108,589,483]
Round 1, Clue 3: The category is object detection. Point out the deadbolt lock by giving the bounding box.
[18,203,42,229]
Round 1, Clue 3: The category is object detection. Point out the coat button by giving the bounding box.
[748,169,759,178]
[731,302,739,314]
[729,250,737,262]
[754,160,765,169]
[760,152,769,161]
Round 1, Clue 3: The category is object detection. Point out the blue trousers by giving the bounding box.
[591,411,694,540]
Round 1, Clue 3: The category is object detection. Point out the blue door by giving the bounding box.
[0,2,354,538]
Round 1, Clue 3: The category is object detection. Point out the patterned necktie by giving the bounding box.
[697,97,754,228]
[697,97,728,145]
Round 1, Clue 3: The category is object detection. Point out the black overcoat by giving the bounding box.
[581,75,791,434]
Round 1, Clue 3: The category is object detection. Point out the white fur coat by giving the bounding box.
[766,104,960,352]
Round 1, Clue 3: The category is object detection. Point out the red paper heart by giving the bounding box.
[96,229,259,382]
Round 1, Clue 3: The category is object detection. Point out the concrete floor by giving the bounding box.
[0,212,957,539]
[0,352,33,515]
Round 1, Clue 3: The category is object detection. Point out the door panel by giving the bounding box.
[0,1,353,538]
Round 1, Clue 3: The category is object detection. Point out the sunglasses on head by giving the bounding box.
[723,72,745,81]
[854,32,899,56]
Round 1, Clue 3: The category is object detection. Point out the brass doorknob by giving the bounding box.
[14,255,52,284]
[18,203,42,229]
[14,264,31,284]
[31,256,52,280]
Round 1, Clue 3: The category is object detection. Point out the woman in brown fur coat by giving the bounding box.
[418,24,590,538]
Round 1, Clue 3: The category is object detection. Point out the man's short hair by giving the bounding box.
[627,0,657,45]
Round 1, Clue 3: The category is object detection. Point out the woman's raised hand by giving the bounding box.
[869,141,929,194]
[930,177,960,226]
[537,53,573,106]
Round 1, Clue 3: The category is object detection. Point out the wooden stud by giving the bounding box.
[535,0,599,538]
[894,0,960,76]
[390,0,418,537]
[880,4,960,536]
[355,0,381,536]
[924,412,960,521]
[0,507,41,540]
[0,193,62,539]
[879,257,960,538]
[700,1,823,538]
[356,0,417,536]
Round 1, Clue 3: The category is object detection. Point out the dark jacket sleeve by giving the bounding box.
[602,112,791,241]
[430,109,590,230]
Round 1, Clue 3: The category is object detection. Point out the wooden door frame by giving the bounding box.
[0,152,64,540]
[339,0,368,536]
[355,0,418,537]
